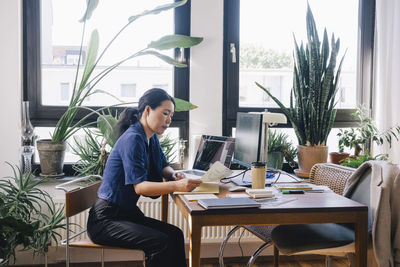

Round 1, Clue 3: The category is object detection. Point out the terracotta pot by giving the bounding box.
[296,145,328,177]
[36,139,66,177]
[329,152,350,165]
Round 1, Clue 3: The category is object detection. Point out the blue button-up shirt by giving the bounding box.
[98,121,169,208]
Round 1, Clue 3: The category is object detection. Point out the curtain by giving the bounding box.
[373,0,400,164]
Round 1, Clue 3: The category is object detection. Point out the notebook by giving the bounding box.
[181,135,235,179]
[197,197,261,209]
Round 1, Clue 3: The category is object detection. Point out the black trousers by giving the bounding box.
[87,198,187,267]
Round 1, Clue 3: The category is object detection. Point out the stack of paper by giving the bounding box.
[174,161,232,194]
[274,183,328,193]
[245,188,275,199]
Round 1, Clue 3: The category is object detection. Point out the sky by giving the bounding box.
[240,0,359,71]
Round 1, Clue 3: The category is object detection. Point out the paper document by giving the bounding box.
[184,194,218,201]
[174,162,232,194]
[174,182,219,194]
[201,161,233,182]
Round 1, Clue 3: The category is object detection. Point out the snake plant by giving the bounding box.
[256,4,344,147]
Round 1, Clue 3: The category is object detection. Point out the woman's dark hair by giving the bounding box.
[114,88,175,139]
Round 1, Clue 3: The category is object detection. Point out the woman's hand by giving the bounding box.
[172,171,186,181]
[175,178,202,192]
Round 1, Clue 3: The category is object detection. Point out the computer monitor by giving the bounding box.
[233,112,264,168]
[192,135,235,171]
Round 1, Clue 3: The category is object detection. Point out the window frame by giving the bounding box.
[23,0,191,141]
[222,0,376,136]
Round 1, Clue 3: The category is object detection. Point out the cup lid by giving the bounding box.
[251,161,266,167]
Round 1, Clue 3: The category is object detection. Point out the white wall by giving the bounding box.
[0,0,22,177]
[189,0,224,165]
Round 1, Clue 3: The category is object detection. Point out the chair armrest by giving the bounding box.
[310,163,356,195]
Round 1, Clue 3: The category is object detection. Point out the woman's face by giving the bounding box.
[145,100,175,135]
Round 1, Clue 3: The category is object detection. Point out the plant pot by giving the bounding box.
[36,139,66,177]
[296,145,328,177]
[267,151,284,169]
[329,152,350,165]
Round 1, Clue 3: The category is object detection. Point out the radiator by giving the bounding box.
[54,196,260,244]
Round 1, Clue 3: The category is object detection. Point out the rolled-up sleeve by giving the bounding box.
[120,134,147,185]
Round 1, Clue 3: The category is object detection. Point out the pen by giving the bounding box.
[282,190,304,194]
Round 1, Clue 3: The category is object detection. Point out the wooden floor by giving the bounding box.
[15,255,350,267]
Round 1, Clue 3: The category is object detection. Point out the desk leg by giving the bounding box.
[355,211,368,267]
[188,215,201,267]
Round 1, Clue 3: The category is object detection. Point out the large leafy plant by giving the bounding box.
[338,106,400,156]
[0,164,65,265]
[51,0,202,142]
[256,4,344,147]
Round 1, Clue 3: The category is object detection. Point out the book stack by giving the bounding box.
[274,183,327,193]
[245,188,275,199]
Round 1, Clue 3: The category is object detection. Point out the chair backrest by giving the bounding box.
[346,168,373,231]
[65,181,101,218]
[310,163,356,195]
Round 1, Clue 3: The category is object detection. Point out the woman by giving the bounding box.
[87,88,202,267]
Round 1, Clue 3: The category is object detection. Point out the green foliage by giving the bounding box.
[158,134,178,163]
[340,151,388,168]
[71,128,105,176]
[51,0,203,142]
[240,44,292,69]
[268,130,297,165]
[256,4,344,147]
[0,164,65,264]
[338,106,400,155]
[72,104,189,176]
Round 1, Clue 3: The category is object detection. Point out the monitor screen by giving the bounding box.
[192,135,235,171]
[233,112,263,168]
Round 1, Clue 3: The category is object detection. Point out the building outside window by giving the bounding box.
[60,82,69,101]
[120,83,137,98]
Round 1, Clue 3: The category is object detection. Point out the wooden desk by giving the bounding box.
[171,183,368,267]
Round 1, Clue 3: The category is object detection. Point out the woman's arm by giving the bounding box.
[134,178,202,196]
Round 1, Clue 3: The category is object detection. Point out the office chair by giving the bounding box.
[57,175,169,267]
[271,166,373,267]
[218,163,356,267]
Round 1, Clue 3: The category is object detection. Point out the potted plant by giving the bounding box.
[337,106,400,158]
[267,129,297,169]
[36,0,203,177]
[0,163,65,265]
[256,4,344,177]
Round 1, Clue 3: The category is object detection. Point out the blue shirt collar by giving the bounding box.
[131,121,152,146]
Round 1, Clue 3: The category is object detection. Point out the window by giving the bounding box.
[60,82,69,101]
[223,0,375,142]
[120,84,137,98]
[24,0,191,167]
